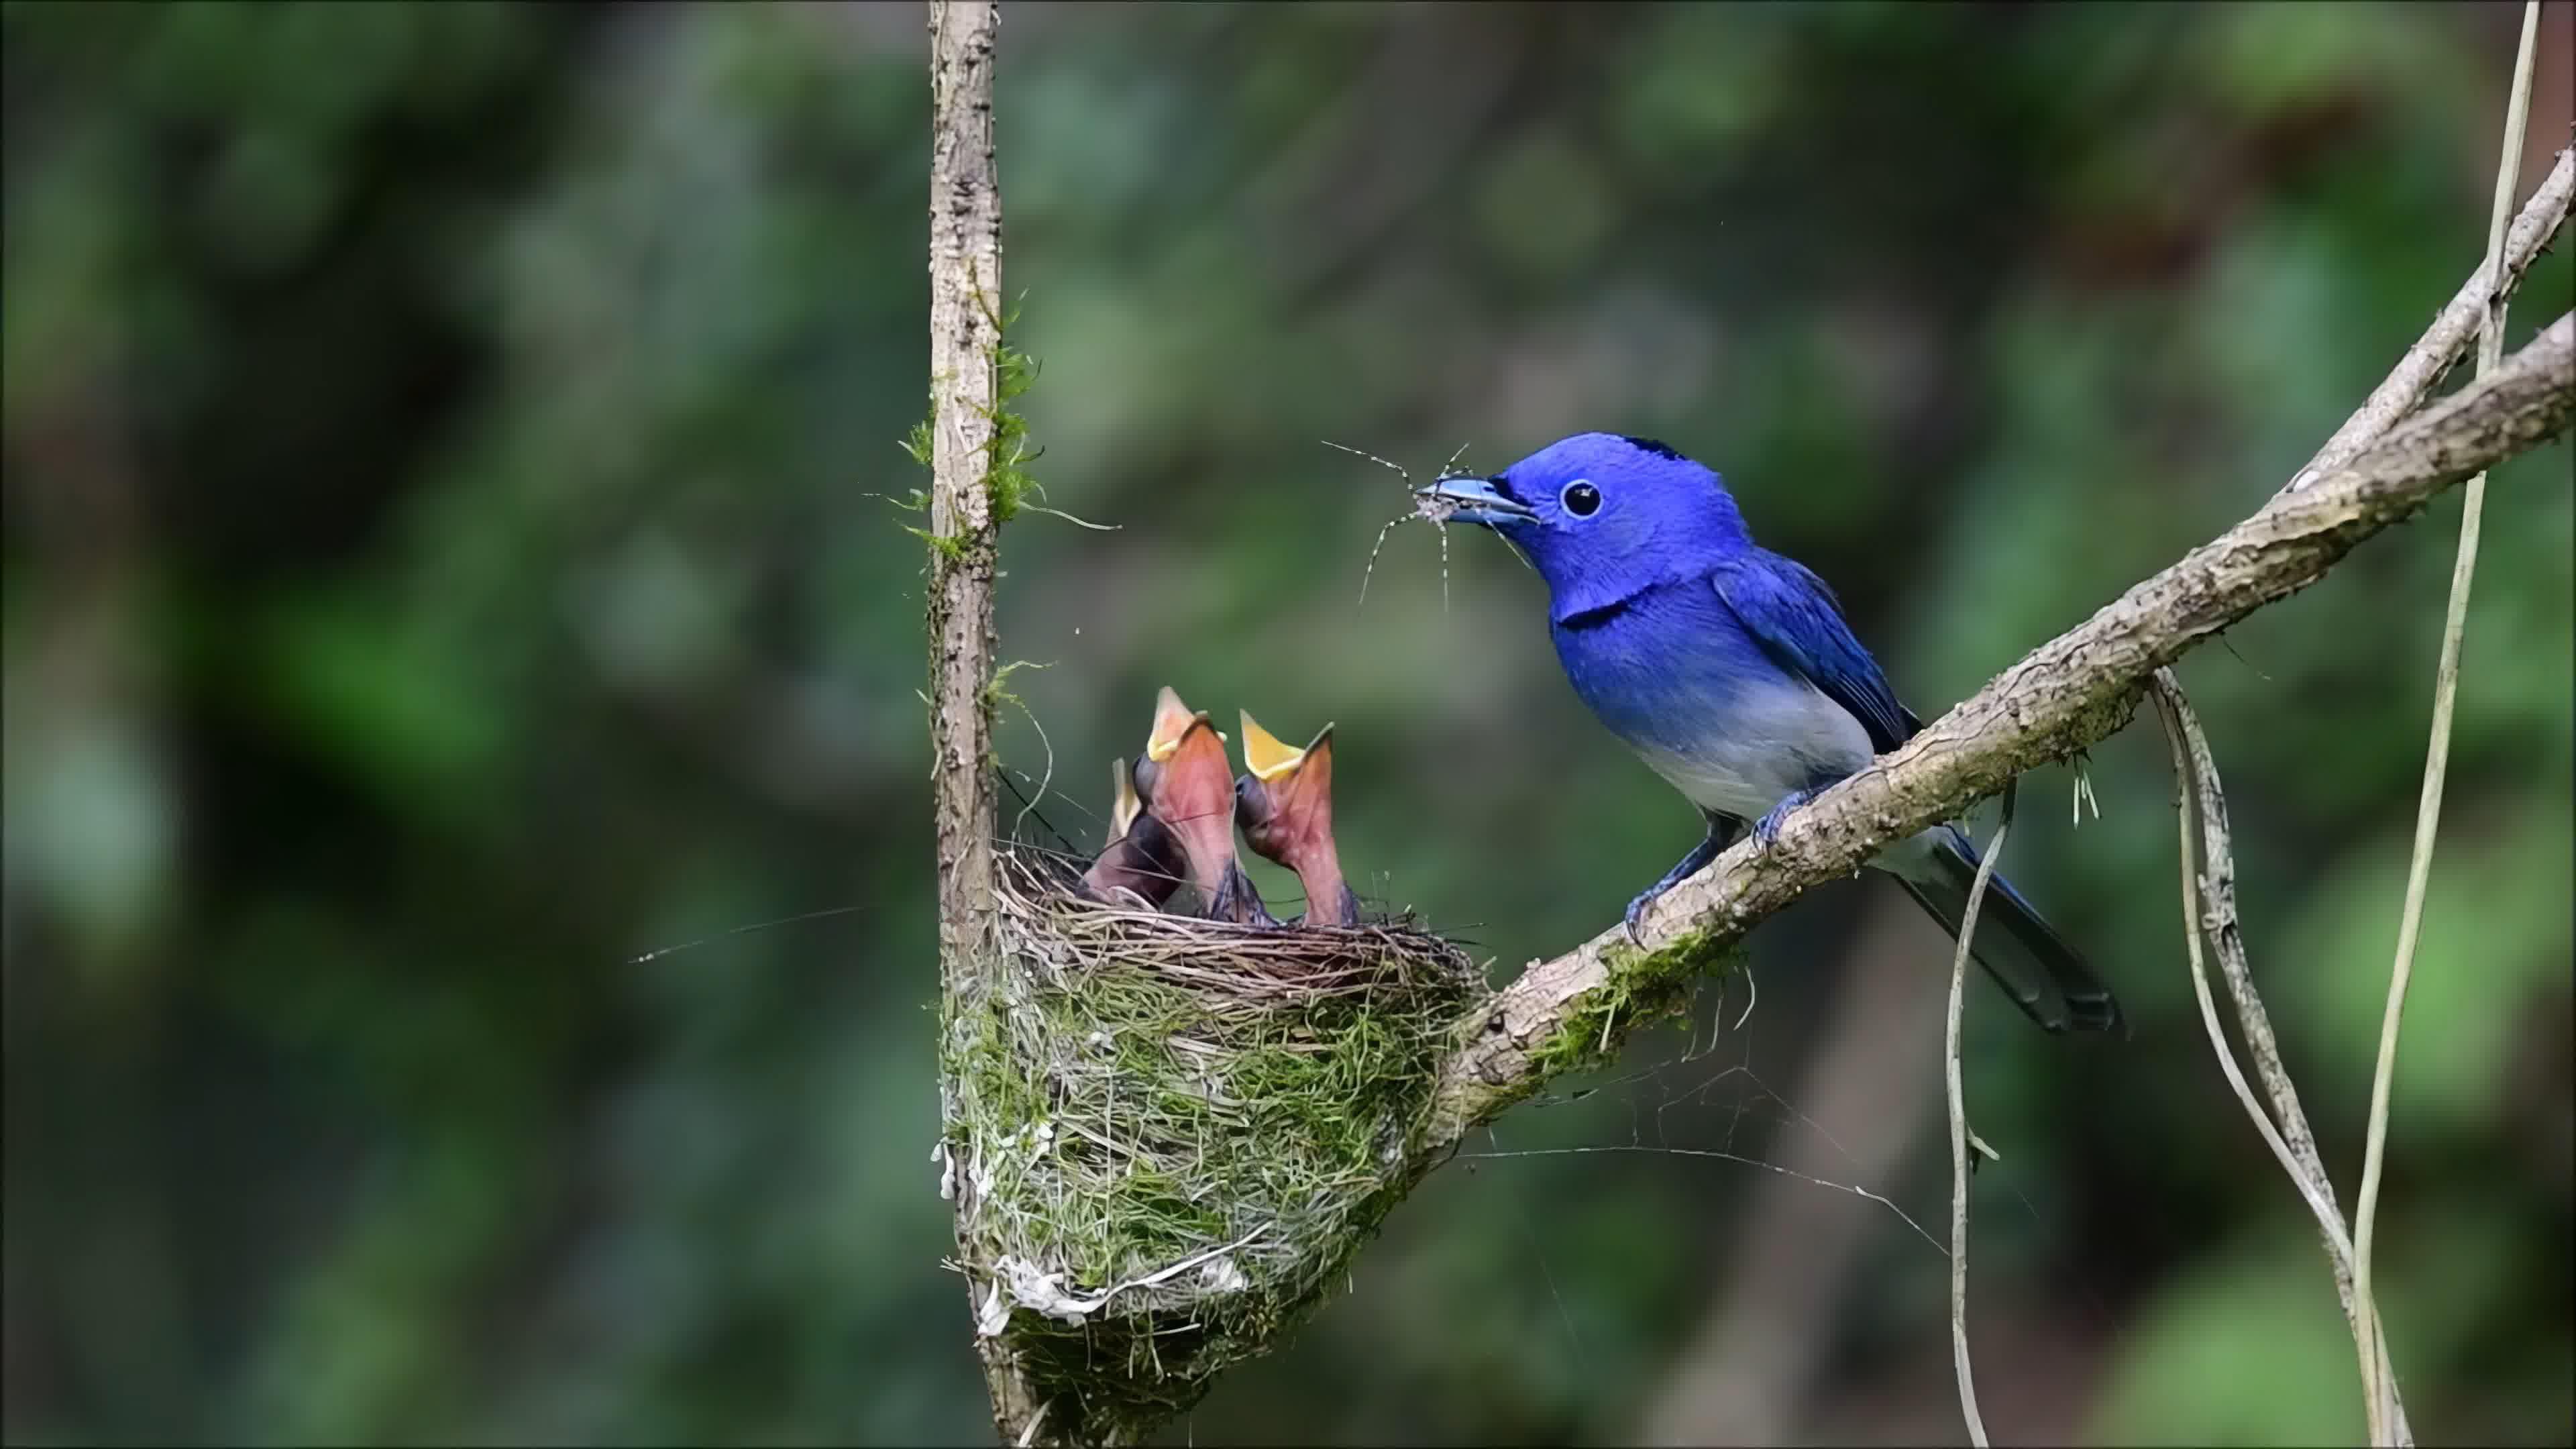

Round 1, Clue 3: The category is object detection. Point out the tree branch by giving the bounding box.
[1420,309,2574,1159]
[2284,144,2572,496]
[922,2,1042,1442]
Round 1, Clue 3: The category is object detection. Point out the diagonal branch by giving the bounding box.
[1419,308,2574,1158]
[2285,144,2572,496]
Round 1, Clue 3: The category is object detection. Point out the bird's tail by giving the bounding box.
[1894,826,2125,1036]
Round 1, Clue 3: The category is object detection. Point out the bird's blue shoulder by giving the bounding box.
[1707,550,1921,753]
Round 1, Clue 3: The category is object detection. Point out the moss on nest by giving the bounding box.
[942,850,1485,1444]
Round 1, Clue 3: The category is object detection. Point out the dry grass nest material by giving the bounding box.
[943,848,1485,1441]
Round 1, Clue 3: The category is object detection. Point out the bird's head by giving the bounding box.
[1131,687,1240,888]
[1232,710,1336,869]
[1421,433,1749,619]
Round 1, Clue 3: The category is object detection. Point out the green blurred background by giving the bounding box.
[5,2,2571,1444]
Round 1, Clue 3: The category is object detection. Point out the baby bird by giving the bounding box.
[1131,688,1271,925]
[1077,757,1185,909]
[1233,711,1364,928]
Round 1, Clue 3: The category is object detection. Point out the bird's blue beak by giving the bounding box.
[1418,474,1540,529]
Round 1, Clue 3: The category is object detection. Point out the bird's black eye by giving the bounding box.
[1561,480,1602,517]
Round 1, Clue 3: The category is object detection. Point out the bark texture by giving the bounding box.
[922,2,1040,1442]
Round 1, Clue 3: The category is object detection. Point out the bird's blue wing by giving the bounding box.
[1709,551,1921,754]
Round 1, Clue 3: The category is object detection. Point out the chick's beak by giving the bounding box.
[1083,753,1185,909]
[1144,686,1202,763]
[1419,474,1539,528]
[1107,757,1142,846]
[1234,711,1358,927]
[1134,690,1268,924]
[1238,710,1309,784]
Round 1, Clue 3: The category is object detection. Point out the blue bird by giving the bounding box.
[1424,433,2121,1034]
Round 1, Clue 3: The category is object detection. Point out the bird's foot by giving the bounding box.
[1210,867,1279,928]
[1751,787,1825,853]
[1623,814,1738,945]
[1621,883,1668,947]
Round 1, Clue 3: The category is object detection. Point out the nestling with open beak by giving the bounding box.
[1078,757,1186,909]
[1233,711,1364,928]
[1130,688,1273,925]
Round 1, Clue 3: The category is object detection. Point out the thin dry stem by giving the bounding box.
[2149,670,2410,1443]
[1945,784,2014,1449]
[2355,11,2542,1440]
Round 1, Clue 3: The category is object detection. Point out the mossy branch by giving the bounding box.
[1411,296,2573,1169]
[921,1,1044,1444]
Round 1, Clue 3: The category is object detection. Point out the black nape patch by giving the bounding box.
[1619,435,1685,461]
[1555,596,1636,631]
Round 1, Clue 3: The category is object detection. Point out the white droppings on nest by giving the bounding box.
[975,1278,1012,1338]
[1197,1256,1248,1295]
[978,1229,1278,1337]
[989,1255,1095,1329]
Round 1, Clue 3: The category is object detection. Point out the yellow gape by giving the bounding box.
[1238,711,1331,782]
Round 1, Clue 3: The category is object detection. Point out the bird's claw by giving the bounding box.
[1621,888,1658,947]
[1751,787,1821,853]
[1625,812,1737,947]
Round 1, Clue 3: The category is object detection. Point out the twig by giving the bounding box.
[2148,669,2410,1444]
[2355,11,2542,1442]
[1458,1142,1943,1256]
[2282,143,2571,496]
[1945,781,2014,1449]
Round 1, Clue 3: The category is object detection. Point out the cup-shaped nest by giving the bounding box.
[941,849,1484,1443]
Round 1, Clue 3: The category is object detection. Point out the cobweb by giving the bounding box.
[1457,976,1949,1257]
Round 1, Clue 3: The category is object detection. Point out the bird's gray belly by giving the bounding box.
[1551,586,1886,839]
[1617,676,1876,822]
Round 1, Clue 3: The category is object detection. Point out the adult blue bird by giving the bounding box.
[1424,433,2121,1034]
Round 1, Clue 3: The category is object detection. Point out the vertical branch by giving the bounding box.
[926,0,1004,972]
[924,3,1040,1442]
[1945,781,2014,1449]
[2353,7,2542,1440]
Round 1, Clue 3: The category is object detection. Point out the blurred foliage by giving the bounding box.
[3,2,2569,1445]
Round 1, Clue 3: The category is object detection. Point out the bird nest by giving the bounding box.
[941,849,1485,1442]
